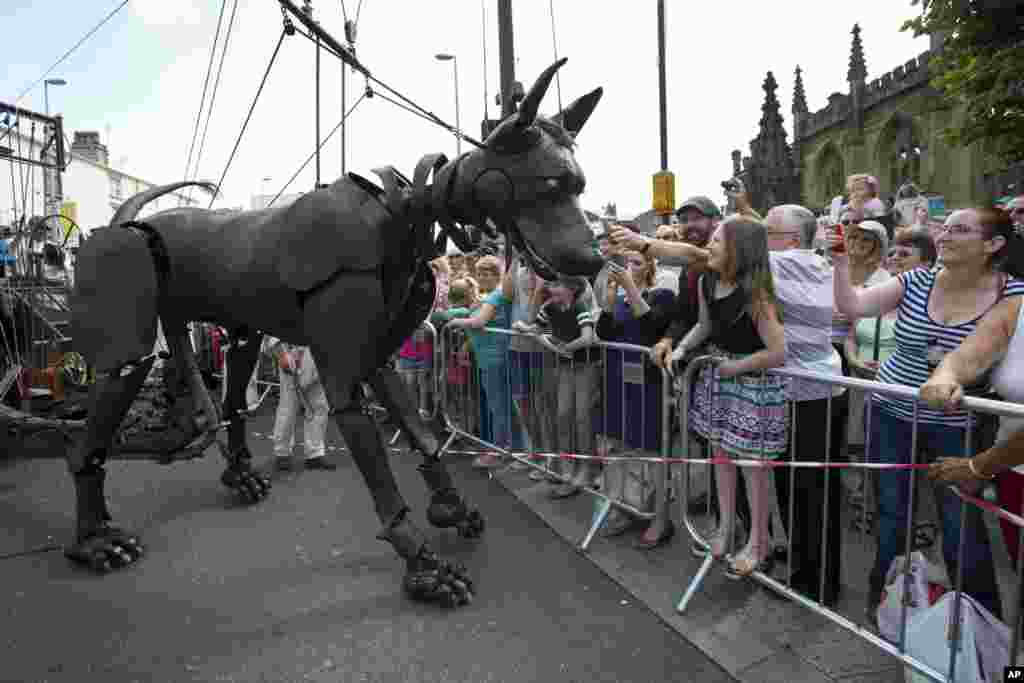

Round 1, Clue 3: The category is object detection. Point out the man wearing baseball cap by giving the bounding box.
[609,195,719,370]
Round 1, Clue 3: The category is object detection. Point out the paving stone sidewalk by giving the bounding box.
[484,455,908,683]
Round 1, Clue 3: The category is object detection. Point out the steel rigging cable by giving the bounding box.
[13,0,130,108]
[266,90,366,209]
[208,30,288,209]
[188,0,241,204]
[181,0,230,206]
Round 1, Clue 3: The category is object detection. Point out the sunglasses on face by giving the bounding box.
[1010,208,1024,215]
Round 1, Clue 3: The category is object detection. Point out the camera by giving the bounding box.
[721,179,740,193]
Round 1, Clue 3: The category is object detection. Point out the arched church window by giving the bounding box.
[880,114,923,191]
[817,144,844,203]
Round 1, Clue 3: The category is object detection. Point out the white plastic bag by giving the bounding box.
[878,551,949,643]
[903,592,1010,683]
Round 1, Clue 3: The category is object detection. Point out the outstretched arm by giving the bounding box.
[446,303,497,330]
[609,226,710,265]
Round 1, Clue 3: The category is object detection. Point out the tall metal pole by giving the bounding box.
[341,61,346,174]
[497,0,516,117]
[315,32,322,187]
[657,0,668,173]
[304,0,321,188]
[43,84,52,224]
[481,0,488,127]
[656,0,670,225]
[452,58,462,157]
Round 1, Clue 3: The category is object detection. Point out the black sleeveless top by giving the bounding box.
[701,275,764,355]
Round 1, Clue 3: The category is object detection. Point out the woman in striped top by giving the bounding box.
[832,207,1022,623]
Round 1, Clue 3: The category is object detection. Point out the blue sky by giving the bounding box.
[3,1,930,216]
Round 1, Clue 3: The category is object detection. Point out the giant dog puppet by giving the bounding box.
[65,59,603,606]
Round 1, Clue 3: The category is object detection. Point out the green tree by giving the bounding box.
[902,0,1024,165]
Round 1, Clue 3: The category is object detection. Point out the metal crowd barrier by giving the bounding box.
[434,324,670,551]
[675,356,1024,683]
[387,320,440,447]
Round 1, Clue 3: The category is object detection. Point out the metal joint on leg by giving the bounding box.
[374,506,425,559]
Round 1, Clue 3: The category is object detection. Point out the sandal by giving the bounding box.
[725,546,774,580]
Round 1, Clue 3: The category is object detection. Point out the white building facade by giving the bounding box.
[1,127,209,245]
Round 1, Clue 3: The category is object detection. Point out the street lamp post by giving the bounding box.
[434,53,461,157]
[43,78,67,240]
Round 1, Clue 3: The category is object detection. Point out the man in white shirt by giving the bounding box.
[766,204,847,606]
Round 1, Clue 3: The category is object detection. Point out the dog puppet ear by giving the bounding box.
[516,57,567,127]
[551,87,603,138]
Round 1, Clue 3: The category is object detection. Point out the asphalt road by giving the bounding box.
[0,409,733,683]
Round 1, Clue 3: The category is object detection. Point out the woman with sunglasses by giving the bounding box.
[831,207,1023,625]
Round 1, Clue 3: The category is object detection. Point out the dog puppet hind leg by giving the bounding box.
[218,329,270,501]
[366,367,484,539]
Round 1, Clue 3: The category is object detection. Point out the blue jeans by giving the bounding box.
[869,407,1001,618]
[479,363,512,448]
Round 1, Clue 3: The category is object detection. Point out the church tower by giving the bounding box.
[848,24,868,135]
[791,66,809,191]
[744,71,798,211]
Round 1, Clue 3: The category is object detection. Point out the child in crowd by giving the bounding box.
[396,256,450,418]
[432,277,477,433]
[672,216,787,577]
[520,275,602,498]
[596,248,676,545]
[442,256,516,468]
[505,253,547,471]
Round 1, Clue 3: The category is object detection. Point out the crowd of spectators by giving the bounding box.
[393,173,1024,630]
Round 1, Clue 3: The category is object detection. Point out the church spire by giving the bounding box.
[759,71,785,136]
[792,65,808,117]
[848,23,867,83]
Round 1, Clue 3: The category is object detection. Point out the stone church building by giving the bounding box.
[731,24,1024,216]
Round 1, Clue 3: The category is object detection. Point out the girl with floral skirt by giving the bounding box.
[672,216,787,577]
